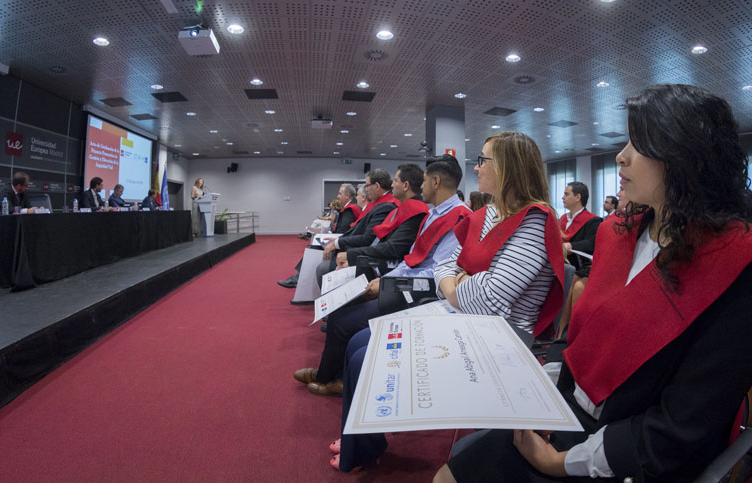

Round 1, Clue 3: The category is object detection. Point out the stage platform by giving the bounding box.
[0,233,255,407]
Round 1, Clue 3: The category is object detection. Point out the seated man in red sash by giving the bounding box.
[436,84,752,483]
[561,181,601,276]
[332,183,361,234]
[328,132,566,472]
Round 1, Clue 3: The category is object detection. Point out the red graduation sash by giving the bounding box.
[334,201,361,231]
[564,216,752,405]
[373,198,429,239]
[351,202,373,227]
[454,204,566,336]
[349,193,400,227]
[404,205,472,267]
[560,209,599,242]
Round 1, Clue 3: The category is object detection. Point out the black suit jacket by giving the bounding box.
[1,185,30,211]
[337,200,397,250]
[566,216,602,271]
[81,189,103,210]
[334,206,357,234]
[346,209,427,265]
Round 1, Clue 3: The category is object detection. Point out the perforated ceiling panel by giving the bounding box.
[3,0,752,161]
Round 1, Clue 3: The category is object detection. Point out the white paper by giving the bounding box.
[570,249,593,260]
[311,233,342,247]
[311,274,369,325]
[292,247,324,302]
[345,313,583,434]
[321,266,357,294]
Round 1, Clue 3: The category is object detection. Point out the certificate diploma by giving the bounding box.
[344,313,583,434]
[321,266,357,294]
[311,274,369,325]
[311,233,342,247]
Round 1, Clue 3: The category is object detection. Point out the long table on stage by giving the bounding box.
[0,211,192,290]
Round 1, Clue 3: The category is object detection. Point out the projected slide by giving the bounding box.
[84,116,152,201]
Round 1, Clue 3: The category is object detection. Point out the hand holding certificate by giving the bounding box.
[344,313,582,434]
[311,274,369,325]
[321,266,357,294]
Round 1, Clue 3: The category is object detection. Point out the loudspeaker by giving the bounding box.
[227,162,239,173]
[363,162,371,174]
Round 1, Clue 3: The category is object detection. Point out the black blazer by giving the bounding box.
[108,194,128,207]
[334,206,358,234]
[551,263,752,483]
[566,216,602,272]
[81,189,103,210]
[346,210,427,265]
[337,200,397,251]
[1,185,30,211]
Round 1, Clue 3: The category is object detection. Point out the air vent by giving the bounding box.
[363,49,388,62]
[100,97,132,107]
[343,90,376,102]
[297,150,313,155]
[151,91,188,103]
[131,113,158,121]
[548,120,578,128]
[244,89,279,99]
[353,45,400,66]
[513,75,536,85]
[599,131,625,138]
[484,107,517,117]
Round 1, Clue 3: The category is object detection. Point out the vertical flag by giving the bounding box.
[160,165,170,210]
[152,164,162,205]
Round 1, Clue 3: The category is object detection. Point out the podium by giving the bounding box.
[196,193,221,237]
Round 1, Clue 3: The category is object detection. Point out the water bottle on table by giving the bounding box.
[73,198,79,212]
[1,197,8,216]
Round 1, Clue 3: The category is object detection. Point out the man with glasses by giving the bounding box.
[1,172,38,214]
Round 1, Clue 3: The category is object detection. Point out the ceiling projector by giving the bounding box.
[178,26,220,56]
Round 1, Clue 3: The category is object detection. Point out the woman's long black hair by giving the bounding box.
[618,84,752,288]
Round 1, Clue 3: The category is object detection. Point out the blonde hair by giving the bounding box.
[194,178,204,188]
[329,199,343,211]
[484,131,555,218]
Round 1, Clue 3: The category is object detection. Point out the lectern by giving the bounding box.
[196,193,221,237]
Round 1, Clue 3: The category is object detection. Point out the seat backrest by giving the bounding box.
[27,193,52,211]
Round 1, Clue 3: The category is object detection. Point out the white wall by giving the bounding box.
[188,157,418,234]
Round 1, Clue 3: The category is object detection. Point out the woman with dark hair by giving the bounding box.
[434,84,752,483]
[468,191,493,211]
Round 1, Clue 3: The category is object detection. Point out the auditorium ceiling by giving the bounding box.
[3,0,752,161]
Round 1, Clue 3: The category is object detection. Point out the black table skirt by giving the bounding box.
[0,211,192,290]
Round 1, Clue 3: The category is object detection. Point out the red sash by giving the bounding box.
[335,201,360,231]
[373,198,429,239]
[560,209,598,242]
[404,205,472,267]
[351,202,372,227]
[349,193,400,227]
[564,216,752,405]
[454,204,566,336]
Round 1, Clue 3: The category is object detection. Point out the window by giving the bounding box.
[546,158,576,215]
[591,152,620,217]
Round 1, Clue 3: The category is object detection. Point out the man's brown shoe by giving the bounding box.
[307,380,343,396]
[293,367,318,384]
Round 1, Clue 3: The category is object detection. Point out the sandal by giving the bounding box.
[329,454,361,473]
[329,439,341,454]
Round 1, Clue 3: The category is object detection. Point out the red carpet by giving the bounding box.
[0,235,454,482]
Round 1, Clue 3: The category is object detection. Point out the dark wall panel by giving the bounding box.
[17,82,72,136]
[0,76,20,120]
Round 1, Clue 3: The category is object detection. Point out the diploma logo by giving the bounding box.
[6,132,23,156]
[388,350,400,360]
[388,333,402,339]
[431,345,451,359]
[388,322,401,333]
[386,342,402,350]
[320,301,328,313]
[375,393,393,402]
[376,406,392,417]
[387,360,401,368]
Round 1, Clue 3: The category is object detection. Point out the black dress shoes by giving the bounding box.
[277,274,298,288]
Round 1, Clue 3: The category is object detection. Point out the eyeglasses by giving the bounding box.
[477,156,492,167]
[364,182,375,188]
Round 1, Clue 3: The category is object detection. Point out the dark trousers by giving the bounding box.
[339,328,388,472]
[315,298,381,383]
[315,259,336,289]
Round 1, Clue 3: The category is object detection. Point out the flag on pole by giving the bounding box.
[152,164,162,206]
[160,165,170,210]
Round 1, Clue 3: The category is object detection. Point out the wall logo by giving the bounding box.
[6,132,23,156]
[375,393,393,402]
[388,333,402,339]
[376,406,392,417]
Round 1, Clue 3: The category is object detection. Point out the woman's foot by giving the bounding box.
[293,367,317,384]
[329,439,341,454]
[329,454,361,473]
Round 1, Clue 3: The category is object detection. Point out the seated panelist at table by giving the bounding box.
[141,190,158,210]
[1,171,38,214]
[107,184,129,208]
[81,177,105,211]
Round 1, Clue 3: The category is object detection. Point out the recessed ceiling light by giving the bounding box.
[150,84,164,90]
[691,45,708,54]
[333,151,340,155]
[390,144,398,148]
[226,142,233,145]
[547,134,552,138]
[174,144,182,147]
[592,143,600,146]
[555,150,561,153]
[93,37,109,46]
[404,133,412,136]
[533,107,545,112]
[356,81,370,89]
[253,151,261,154]
[464,138,470,142]
[186,112,196,116]
[277,151,284,154]
[192,152,200,156]
[264,110,275,114]
[209,129,218,133]
[455,93,467,99]
[380,153,386,156]
[597,81,610,87]
[346,111,357,116]
[281,141,288,145]
[336,142,344,146]
[505,54,520,63]
[250,78,263,85]
[743,85,752,91]
[227,24,244,34]
[274,128,283,132]
[491,125,500,129]
[376,30,394,40]
[340,130,349,134]
[593,121,600,125]
[600,0,616,2]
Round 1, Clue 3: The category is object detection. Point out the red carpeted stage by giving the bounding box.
[0,235,455,483]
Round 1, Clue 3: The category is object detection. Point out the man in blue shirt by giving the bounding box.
[141,190,158,210]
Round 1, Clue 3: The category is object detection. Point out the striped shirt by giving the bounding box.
[434,204,555,334]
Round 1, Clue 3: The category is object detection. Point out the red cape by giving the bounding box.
[560,209,598,242]
[372,198,429,240]
[404,205,471,267]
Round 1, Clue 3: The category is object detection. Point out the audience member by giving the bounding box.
[456,189,464,202]
[602,195,617,217]
[108,184,129,208]
[301,199,342,238]
[142,190,158,210]
[468,191,493,211]
[560,181,601,277]
[81,177,105,210]
[1,172,38,214]
[332,183,360,233]
[435,84,752,483]
[355,184,367,209]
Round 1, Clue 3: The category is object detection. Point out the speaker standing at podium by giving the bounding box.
[191,178,205,236]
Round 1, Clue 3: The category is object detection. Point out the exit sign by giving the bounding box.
[343,159,352,164]
[172,152,179,160]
